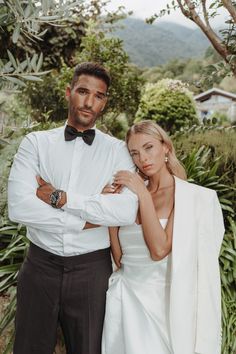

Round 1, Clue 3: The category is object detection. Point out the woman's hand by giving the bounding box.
[102,183,123,194]
[113,171,147,198]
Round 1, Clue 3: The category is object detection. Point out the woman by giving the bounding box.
[102,120,224,354]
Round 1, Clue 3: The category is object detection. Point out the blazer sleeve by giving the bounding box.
[195,190,225,354]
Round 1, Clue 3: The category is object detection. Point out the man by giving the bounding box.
[8,62,138,354]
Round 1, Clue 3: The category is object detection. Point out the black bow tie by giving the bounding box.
[64,125,95,145]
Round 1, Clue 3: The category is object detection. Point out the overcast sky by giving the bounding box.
[105,0,227,28]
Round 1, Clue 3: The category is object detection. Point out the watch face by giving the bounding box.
[51,194,57,204]
[50,191,59,206]
[50,190,63,208]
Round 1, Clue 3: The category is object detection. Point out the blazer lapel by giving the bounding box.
[170,177,199,353]
[172,176,197,270]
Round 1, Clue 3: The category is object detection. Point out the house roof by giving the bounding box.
[194,88,236,102]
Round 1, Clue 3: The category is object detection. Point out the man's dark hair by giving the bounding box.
[71,62,111,90]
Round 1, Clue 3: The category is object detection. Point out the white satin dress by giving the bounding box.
[102,220,173,354]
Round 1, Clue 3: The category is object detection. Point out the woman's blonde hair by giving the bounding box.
[126,120,187,180]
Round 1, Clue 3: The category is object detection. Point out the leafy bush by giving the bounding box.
[209,111,231,126]
[22,69,68,122]
[173,125,236,211]
[135,79,198,134]
[77,29,144,122]
[220,217,236,354]
[22,30,144,128]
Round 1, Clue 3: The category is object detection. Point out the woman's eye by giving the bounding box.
[146,145,153,150]
[131,152,138,157]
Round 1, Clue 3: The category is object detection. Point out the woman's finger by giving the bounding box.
[102,184,116,194]
[113,184,123,194]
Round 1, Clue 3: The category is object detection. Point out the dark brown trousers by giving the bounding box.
[13,242,112,354]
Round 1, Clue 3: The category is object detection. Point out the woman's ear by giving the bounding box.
[163,142,169,155]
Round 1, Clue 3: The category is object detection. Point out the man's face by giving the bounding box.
[66,74,108,130]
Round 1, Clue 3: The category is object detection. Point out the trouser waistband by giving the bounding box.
[28,242,111,267]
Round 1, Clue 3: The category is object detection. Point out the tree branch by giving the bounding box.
[177,0,231,66]
[201,0,210,27]
[176,0,190,17]
[221,0,236,23]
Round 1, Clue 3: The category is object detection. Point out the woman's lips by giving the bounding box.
[142,164,153,170]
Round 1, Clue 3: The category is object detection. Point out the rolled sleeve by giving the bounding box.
[65,189,138,226]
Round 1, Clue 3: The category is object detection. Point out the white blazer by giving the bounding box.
[170,177,225,354]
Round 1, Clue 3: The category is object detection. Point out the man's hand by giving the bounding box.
[36,176,55,205]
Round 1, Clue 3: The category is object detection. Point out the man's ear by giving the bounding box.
[65,85,71,101]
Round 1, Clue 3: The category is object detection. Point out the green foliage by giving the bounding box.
[0,0,128,89]
[0,223,28,353]
[220,217,236,354]
[147,1,236,77]
[0,137,21,224]
[111,18,209,68]
[135,79,198,134]
[22,28,144,128]
[98,113,129,140]
[141,47,228,94]
[0,224,28,294]
[181,145,235,215]
[0,0,83,87]
[1,93,32,128]
[78,25,144,121]
[173,126,236,190]
[209,111,230,126]
[0,0,82,42]
[219,76,236,94]
[22,69,68,122]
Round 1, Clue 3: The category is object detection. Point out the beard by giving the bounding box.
[69,104,98,128]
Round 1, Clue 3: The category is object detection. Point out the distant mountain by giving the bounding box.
[110,18,209,67]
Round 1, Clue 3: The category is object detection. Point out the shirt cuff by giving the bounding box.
[63,209,86,233]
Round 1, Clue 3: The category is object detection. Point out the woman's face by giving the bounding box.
[128,133,169,177]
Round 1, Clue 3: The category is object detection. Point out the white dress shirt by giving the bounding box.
[8,125,138,256]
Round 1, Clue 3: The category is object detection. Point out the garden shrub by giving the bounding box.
[135,79,199,134]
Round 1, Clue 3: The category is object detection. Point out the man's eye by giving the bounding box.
[78,89,87,95]
[96,94,106,100]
